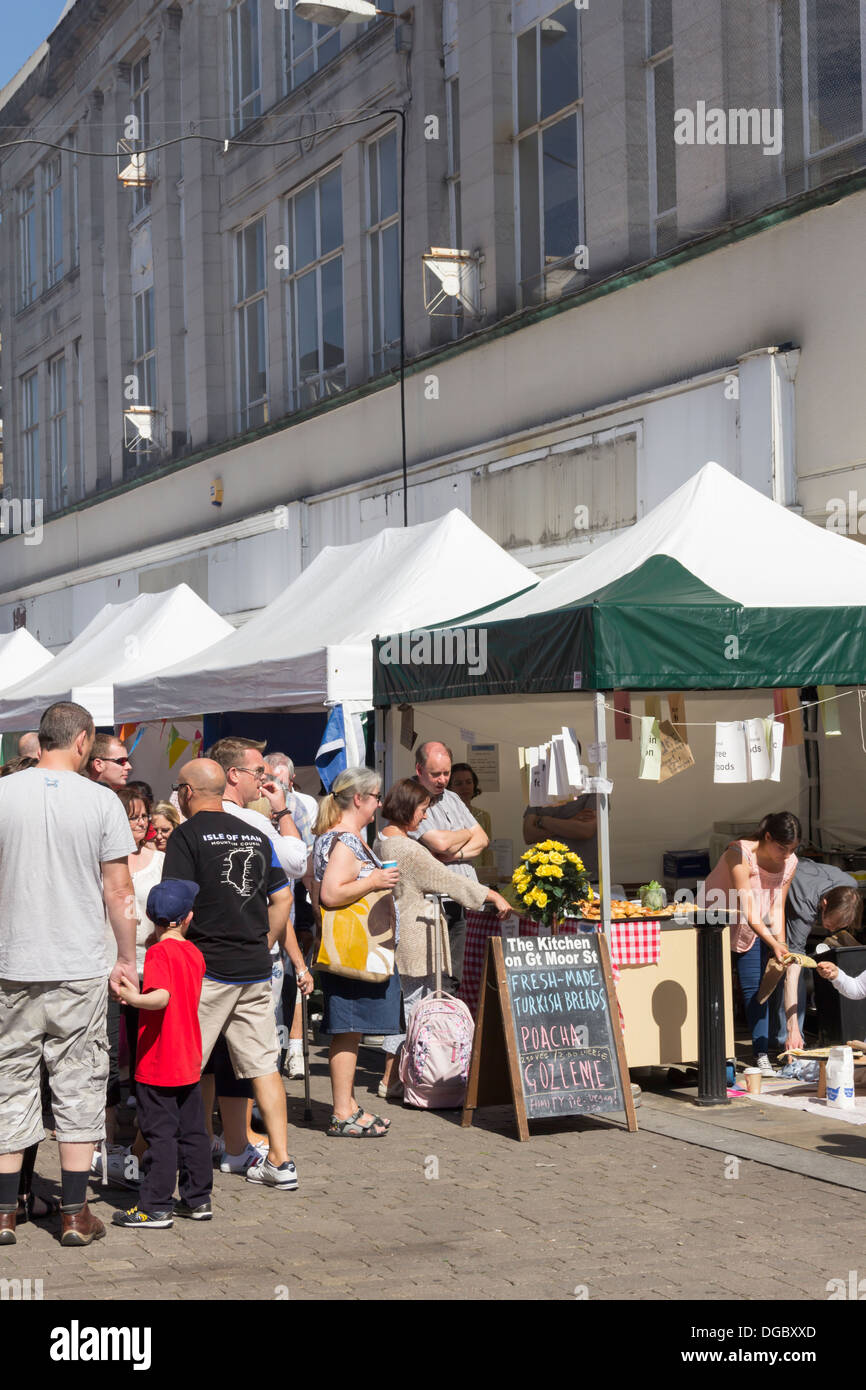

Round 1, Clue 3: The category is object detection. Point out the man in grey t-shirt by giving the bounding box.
[409,741,489,990]
[0,702,136,1249]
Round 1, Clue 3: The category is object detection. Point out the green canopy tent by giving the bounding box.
[373,463,866,922]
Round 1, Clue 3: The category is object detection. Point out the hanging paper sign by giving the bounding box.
[588,742,607,765]
[818,686,841,737]
[460,728,477,744]
[714,721,749,782]
[547,736,567,802]
[639,716,662,781]
[668,693,687,742]
[644,695,662,723]
[745,717,770,781]
[560,727,584,790]
[774,689,803,746]
[764,717,784,782]
[517,747,531,805]
[658,719,695,783]
[469,743,500,792]
[613,691,632,742]
[528,746,549,804]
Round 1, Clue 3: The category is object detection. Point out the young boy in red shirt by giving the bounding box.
[113,879,213,1228]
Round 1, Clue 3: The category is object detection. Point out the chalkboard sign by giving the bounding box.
[462,933,637,1140]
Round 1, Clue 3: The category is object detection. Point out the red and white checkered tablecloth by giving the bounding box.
[459,912,661,1025]
[608,919,661,966]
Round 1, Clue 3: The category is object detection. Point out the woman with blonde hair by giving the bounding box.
[150,800,180,850]
[313,767,400,1137]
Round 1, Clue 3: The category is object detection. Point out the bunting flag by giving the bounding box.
[638,716,661,780]
[167,724,191,768]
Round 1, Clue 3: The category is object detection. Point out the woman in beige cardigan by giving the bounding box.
[373,778,511,1099]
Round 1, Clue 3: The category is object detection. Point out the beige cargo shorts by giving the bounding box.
[198,978,279,1080]
[0,976,109,1151]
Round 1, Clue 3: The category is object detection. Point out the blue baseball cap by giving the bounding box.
[147,878,199,925]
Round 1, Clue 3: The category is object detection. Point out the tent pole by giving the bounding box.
[594,692,612,940]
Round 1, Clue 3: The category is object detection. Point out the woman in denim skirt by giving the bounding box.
[313,767,400,1137]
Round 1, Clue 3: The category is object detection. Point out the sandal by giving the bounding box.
[327,1108,389,1138]
[17,1191,61,1223]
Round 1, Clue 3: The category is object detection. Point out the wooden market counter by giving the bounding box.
[615,921,735,1068]
[461,911,735,1070]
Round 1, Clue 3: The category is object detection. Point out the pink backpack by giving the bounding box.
[399,990,475,1110]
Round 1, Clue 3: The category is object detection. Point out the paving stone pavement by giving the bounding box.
[2,1049,863,1302]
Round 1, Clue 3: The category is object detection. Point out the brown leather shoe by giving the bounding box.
[60,1202,106,1247]
[0,1209,16,1245]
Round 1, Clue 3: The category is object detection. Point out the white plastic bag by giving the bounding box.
[826,1045,856,1109]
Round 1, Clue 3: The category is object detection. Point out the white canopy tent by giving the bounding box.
[0,629,54,692]
[0,584,234,731]
[473,460,866,623]
[115,510,539,721]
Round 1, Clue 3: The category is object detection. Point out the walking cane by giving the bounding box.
[301,944,313,1123]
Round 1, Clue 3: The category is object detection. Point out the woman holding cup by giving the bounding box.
[313,767,400,1137]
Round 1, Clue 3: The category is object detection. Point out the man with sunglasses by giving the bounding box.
[87,734,131,791]
[85,732,133,1170]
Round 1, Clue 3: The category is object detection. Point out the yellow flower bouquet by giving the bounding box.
[511,840,590,928]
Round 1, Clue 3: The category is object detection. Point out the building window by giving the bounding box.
[235,218,268,429]
[286,166,345,409]
[130,55,151,216]
[284,9,341,90]
[68,132,79,269]
[801,0,866,158]
[133,287,157,409]
[43,156,64,287]
[515,2,584,305]
[367,128,401,375]
[228,0,262,133]
[21,372,40,499]
[646,0,676,253]
[18,181,38,308]
[47,355,67,512]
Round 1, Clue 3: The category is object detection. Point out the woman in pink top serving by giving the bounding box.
[703,812,801,1077]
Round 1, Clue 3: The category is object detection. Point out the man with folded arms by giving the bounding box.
[0,702,137,1247]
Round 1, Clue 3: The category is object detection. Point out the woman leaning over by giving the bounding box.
[313,766,400,1137]
[374,778,512,1099]
[703,810,801,1077]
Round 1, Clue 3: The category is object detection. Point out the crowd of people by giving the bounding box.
[2,704,862,1245]
[0,707,506,1243]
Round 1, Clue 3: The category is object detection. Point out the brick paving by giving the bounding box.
[2,1047,863,1301]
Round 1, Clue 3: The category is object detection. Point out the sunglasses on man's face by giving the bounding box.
[172,783,191,794]
[102,756,130,766]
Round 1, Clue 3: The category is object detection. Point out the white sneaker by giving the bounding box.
[90,1143,131,1184]
[756,1054,777,1078]
[284,1052,305,1080]
[219,1141,267,1175]
[245,1157,298,1190]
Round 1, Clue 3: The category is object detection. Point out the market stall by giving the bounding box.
[372,464,866,1073]
[0,584,233,732]
[114,510,538,721]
